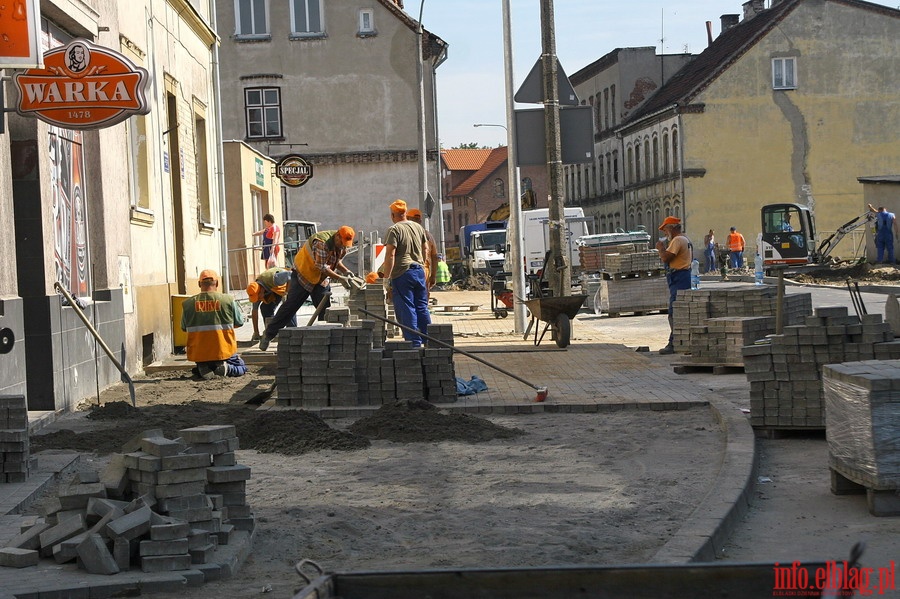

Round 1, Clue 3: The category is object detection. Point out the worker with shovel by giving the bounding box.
[258,226,356,351]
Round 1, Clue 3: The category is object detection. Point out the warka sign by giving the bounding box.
[14,39,150,129]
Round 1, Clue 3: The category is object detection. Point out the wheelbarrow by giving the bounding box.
[522,294,587,348]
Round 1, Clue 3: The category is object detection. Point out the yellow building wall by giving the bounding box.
[682,1,900,257]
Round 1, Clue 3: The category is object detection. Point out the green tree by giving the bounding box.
[452,142,489,149]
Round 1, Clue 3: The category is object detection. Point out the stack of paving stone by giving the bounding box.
[344,284,397,346]
[603,251,664,274]
[599,271,668,315]
[688,316,775,364]
[0,395,35,483]
[822,360,900,515]
[324,306,351,325]
[672,284,812,353]
[276,329,458,407]
[0,426,253,576]
[743,306,897,429]
[578,243,648,272]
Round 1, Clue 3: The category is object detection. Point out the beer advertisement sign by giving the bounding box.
[14,39,151,129]
[276,154,313,187]
[0,0,42,68]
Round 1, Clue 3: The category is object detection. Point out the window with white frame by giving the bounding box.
[772,57,797,89]
[245,87,282,139]
[359,9,375,34]
[236,0,269,37]
[291,0,324,36]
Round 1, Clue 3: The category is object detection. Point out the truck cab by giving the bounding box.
[760,204,815,266]
[462,224,507,276]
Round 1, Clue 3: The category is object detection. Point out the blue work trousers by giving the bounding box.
[876,232,895,264]
[392,264,430,347]
[264,271,330,339]
[729,250,744,269]
[666,269,692,347]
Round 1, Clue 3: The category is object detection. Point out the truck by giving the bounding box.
[518,207,590,275]
[458,221,507,277]
[282,220,318,267]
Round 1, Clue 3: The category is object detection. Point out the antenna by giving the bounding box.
[660,9,665,82]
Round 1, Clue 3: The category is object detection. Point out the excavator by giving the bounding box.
[759,203,874,268]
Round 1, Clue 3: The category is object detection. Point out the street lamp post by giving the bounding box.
[474,119,527,333]
[416,1,428,218]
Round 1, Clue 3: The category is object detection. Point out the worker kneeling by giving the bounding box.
[181,269,248,379]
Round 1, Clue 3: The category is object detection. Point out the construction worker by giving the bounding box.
[727,226,746,269]
[407,208,438,289]
[382,200,430,347]
[258,227,356,351]
[181,270,248,379]
[247,266,294,341]
[435,254,451,289]
[868,203,898,264]
[656,217,693,355]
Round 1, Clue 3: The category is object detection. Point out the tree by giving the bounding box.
[452,142,489,149]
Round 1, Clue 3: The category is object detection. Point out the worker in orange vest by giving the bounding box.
[726,226,746,269]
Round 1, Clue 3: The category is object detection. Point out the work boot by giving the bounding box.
[258,335,272,351]
[214,363,228,377]
[658,345,675,355]
[197,364,215,380]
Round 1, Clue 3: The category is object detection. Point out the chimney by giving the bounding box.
[743,0,766,19]
[720,14,740,33]
[706,21,714,46]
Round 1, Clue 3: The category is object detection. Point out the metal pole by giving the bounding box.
[501,0,527,334]
[53,282,136,406]
[416,0,428,215]
[539,0,569,297]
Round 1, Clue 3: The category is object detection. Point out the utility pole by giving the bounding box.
[540,0,569,296]
[416,0,428,217]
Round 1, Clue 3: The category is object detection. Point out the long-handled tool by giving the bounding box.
[245,293,332,406]
[357,307,549,402]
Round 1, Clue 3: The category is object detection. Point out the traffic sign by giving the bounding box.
[514,57,579,106]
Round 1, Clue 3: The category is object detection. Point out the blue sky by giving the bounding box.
[424,0,899,148]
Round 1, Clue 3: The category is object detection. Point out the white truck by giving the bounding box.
[459,222,508,276]
[517,207,590,275]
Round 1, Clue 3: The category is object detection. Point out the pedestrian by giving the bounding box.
[407,208,438,289]
[435,254,451,289]
[181,269,248,379]
[252,214,281,268]
[656,216,693,355]
[868,203,898,264]
[703,229,717,273]
[726,226,746,269]
[258,227,356,351]
[381,199,430,347]
[246,266,294,341]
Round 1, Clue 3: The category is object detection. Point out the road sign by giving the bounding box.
[514,106,594,167]
[514,57,579,106]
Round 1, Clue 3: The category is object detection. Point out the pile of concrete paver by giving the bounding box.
[0,396,36,483]
[0,425,252,575]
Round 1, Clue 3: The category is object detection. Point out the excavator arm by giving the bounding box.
[814,211,874,262]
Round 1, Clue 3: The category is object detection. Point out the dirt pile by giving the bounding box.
[35,399,524,456]
[348,399,524,443]
[789,262,900,286]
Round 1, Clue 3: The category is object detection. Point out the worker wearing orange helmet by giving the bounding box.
[259,226,356,351]
[382,200,430,347]
[246,266,294,341]
[655,216,693,355]
[406,208,438,289]
[181,269,247,379]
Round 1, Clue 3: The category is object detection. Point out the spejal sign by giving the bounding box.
[276,154,313,187]
[14,39,150,129]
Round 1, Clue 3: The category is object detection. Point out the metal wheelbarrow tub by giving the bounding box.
[522,294,587,348]
[293,561,835,599]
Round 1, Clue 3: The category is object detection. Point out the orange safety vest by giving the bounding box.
[727,232,744,251]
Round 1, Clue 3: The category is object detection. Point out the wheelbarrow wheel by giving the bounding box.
[554,313,571,348]
[498,309,508,318]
